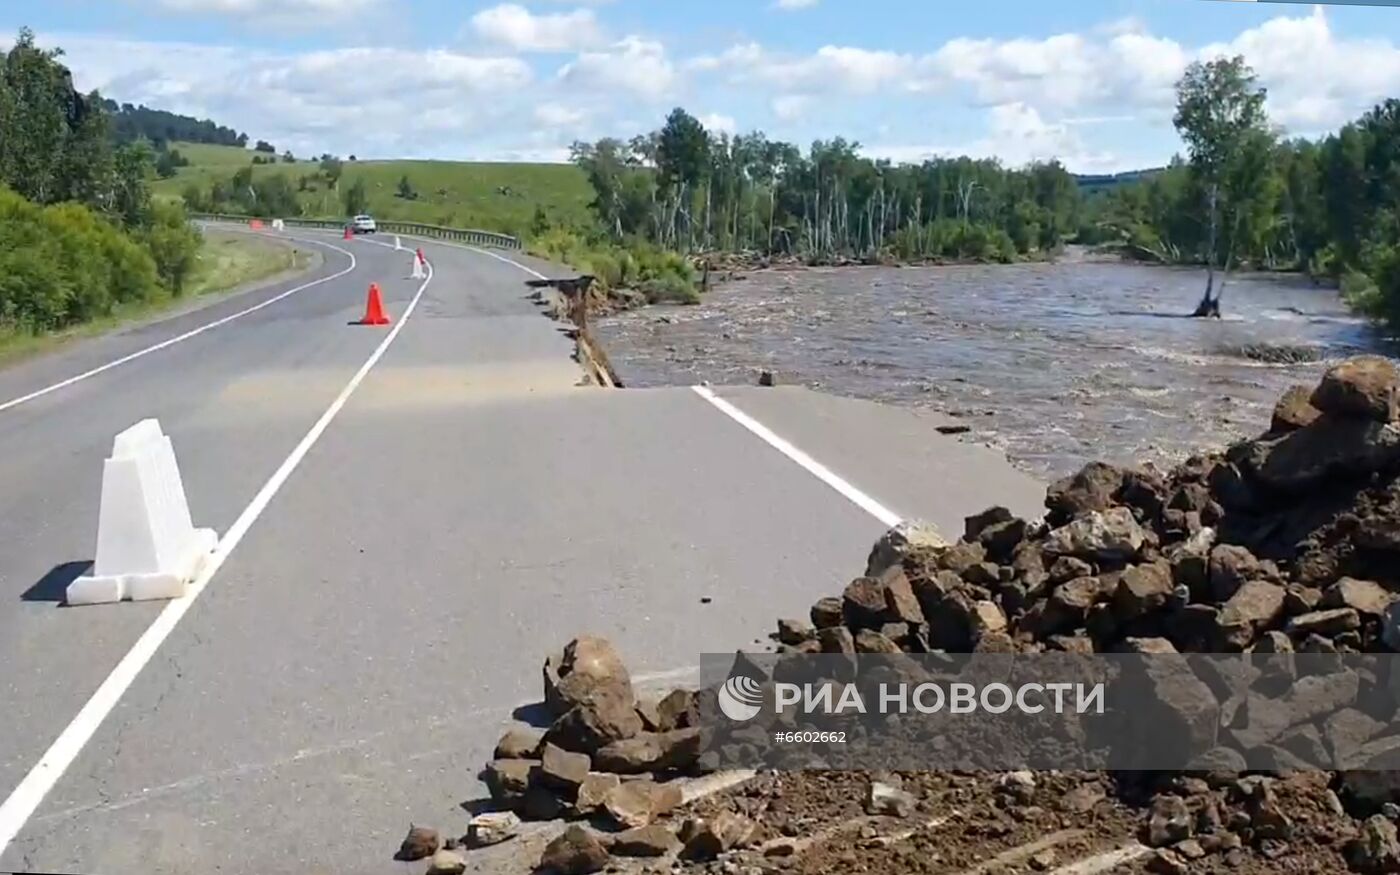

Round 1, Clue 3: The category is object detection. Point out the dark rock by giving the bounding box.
[1043,508,1144,562]
[1284,584,1323,616]
[544,636,635,719]
[539,825,609,874]
[1348,815,1400,873]
[818,626,855,654]
[484,759,537,805]
[962,561,1002,586]
[1047,461,1126,521]
[1114,562,1174,620]
[1169,483,1211,514]
[1216,581,1285,649]
[1128,658,1220,764]
[1121,468,1170,519]
[865,520,947,577]
[609,824,681,858]
[545,692,645,755]
[849,629,896,653]
[1324,577,1396,617]
[1208,544,1261,601]
[882,568,926,624]
[842,577,888,630]
[519,784,565,820]
[1325,708,1386,766]
[1247,781,1294,840]
[1144,795,1192,847]
[980,518,1030,561]
[396,825,440,862]
[758,370,776,387]
[593,728,700,774]
[1277,724,1329,767]
[680,812,758,861]
[776,618,814,645]
[654,688,697,732]
[1312,355,1398,422]
[495,727,542,760]
[1272,385,1322,433]
[538,743,591,796]
[938,540,988,574]
[965,506,1014,542]
[1245,417,1400,493]
[1165,529,1215,594]
[810,596,844,629]
[1286,607,1361,637]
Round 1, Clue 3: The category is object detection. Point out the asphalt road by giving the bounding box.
[0,226,1043,874]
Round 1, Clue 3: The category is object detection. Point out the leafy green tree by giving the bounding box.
[142,200,202,293]
[112,141,153,227]
[1172,56,1273,310]
[343,178,368,216]
[396,174,416,199]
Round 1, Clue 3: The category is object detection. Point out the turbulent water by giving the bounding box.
[596,259,1397,481]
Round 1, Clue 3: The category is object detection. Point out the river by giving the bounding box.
[596,259,1397,481]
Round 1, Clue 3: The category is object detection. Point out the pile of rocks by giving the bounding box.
[765,355,1400,872]
[395,636,752,873]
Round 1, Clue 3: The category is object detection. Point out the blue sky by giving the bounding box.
[7,1,1400,171]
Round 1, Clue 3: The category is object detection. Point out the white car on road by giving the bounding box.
[349,214,377,234]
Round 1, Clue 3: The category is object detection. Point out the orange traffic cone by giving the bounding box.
[357,283,391,326]
[343,226,353,240]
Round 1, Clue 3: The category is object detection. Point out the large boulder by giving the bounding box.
[1311,356,1398,423]
[865,520,947,577]
[544,637,635,719]
[592,728,701,774]
[539,825,609,874]
[545,693,645,755]
[1240,417,1400,493]
[1047,462,1126,521]
[1042,508,1145,563]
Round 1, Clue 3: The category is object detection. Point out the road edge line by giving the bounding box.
[0,258,436,858]
[690,385,903,528]
[0,235,358,415]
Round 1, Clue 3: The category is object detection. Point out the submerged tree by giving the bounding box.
[1173,55,1274,316]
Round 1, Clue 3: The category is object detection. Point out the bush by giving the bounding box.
[142,201,203,293]
[0,186,160,332]
[640,273,700,305]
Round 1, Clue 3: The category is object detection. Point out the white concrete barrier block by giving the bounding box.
[67,419,217,606]
[272,218,286,230]
[411,256,425,279]
[394,235,403,251]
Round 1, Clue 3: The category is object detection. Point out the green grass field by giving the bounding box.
[154,143,595,236]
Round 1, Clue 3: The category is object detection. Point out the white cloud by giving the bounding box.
[43,32,533,159]
[774,0,818,8]
[867,102,1121,172]
[558,36,675,100]
[534,102,588,128]
[470,4,603,53]
[770,94,811,121]
[693,43,910,94]
[699,112,737,135]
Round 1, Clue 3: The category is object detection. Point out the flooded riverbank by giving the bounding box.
[597,261,1396,481]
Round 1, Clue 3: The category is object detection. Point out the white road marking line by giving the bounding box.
[0,235,357,415]
[691,385,903,528]
[0,260,435,858]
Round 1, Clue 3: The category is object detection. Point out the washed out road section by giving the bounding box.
[0,235,420,809]
[1,231,1047,874]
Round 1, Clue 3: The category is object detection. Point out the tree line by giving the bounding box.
[0,28,201,334]
[570,113,1084,265]
[102,99,247,149]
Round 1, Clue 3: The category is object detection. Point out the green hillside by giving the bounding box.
[153,143,595,236]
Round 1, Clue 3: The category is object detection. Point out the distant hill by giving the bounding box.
[1074,168,1165,196]
[101,99,248,148]
[154,142,595,236]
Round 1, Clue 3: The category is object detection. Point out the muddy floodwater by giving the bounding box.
[597,259,1397,481]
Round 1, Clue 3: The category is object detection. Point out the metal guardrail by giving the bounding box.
[191,213,521,250]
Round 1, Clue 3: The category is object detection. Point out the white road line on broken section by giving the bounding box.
[691,385,904,529]
[0,260,436,858]
[0,234,358,415]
